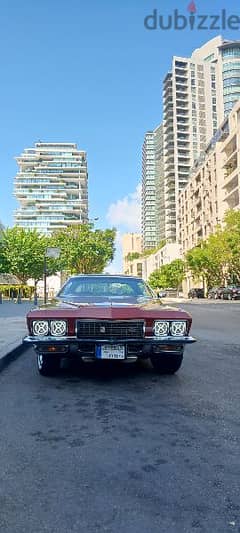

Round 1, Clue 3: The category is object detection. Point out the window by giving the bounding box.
[222,47,240,58]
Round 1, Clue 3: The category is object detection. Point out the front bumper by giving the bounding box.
[23,335,196,359]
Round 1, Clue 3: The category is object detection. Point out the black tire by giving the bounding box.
[150,354,183,375]
[37,354,60,376]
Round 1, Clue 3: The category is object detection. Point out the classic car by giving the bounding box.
[24,274,196,376]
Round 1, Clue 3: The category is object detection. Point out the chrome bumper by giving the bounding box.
[23,335,196,345]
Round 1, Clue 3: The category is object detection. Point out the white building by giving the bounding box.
[141,131,156,249]
[123,242,180,281]
[163,36,240,243]
[14,142,88,234]
[141,125,164,250]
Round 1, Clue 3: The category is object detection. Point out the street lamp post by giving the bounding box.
[43,255,47,305]
[43,247,61,305]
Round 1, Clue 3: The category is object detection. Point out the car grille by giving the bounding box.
[76,320,145,339]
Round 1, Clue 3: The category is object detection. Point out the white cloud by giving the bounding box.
[104,231,123,274]
[105,185,142,274]
[106,184,141,232]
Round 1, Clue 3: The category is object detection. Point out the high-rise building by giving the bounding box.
[163,36,240,243]
[14,142,88,234]
[141,131,156,250]
[178,100,240,256]
[154,124,165,244]
[141,125,164,250]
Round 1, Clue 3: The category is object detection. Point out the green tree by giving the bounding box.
[126,252,141,261]
[148,259,185,293]
[0,227,57,287]
[165,259,186,292]
[185,230,232,289]
[148,268,168,290]
[51,224,116,274]
[223,210,240,283]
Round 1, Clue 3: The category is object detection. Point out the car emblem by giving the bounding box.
[100,326,106,333]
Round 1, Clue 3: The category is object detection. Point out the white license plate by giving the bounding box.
[96,345,125,360]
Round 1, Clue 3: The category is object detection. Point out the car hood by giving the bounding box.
[27,297,191,321]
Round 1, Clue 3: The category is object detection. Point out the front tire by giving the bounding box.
[37,354,60,376]
[150,354,183,375]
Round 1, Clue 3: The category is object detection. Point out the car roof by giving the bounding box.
[68,274,144,281]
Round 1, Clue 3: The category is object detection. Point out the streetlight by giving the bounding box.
[43,247,61,305]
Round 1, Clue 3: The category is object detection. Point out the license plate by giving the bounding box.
[96,345,125,360]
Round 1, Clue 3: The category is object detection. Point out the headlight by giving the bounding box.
[50,320,67,336]
[33,320,49,336]
[153,321,169,336]
[170,321,187,336]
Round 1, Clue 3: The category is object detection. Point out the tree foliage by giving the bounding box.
[51,224,116,274]
[126,252,141,261]
[185,209,240,287]
[148,259,185,291]
[0,224,116,282]
[0,227,56,283]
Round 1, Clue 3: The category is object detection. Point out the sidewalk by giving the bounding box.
[0,301,33,371]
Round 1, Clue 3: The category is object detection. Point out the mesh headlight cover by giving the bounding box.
[50,320,67,336]
[154,321,169,336]
[33,320,49,336]
[170,321,187,336]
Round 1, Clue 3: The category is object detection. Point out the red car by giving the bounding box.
[24,275,196,376]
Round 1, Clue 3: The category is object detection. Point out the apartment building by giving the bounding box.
[141,125,164,250]
[141,131,156,249]
[122,233,142,275]
[221,101,240,213]
[179,100,240,256]
[123,242,180,281]
[163,36,240,243]
[154,125,165,243]
[14,142,88,234]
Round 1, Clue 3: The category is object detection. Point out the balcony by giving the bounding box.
[223,174,238,195]
[222,135,237,160]
[224,186,239,209]
[223,150,238,176]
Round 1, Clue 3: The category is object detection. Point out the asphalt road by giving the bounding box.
[0,303,239,533]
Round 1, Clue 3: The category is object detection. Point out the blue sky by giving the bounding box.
[0,0,239,270]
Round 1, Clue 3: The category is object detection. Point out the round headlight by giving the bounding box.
[170,321,187,337]
[50,320,67,336]
[33,320,49,336]
[153,321,169,337]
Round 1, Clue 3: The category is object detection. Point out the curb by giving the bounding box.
[0,341,26,373]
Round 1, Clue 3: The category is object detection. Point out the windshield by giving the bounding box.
[57,276,154,301]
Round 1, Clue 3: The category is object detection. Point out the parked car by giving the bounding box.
[207,286,225,299]
[221,285,240,300]
[155,289,167,298]
[188,288,204,299]
[24,274,196,377]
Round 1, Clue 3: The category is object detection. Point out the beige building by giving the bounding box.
[123,242,180,282]
[221,102,240,213]
[163,36,240,243]
[122,233,142,275]
[179,100,240,256]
